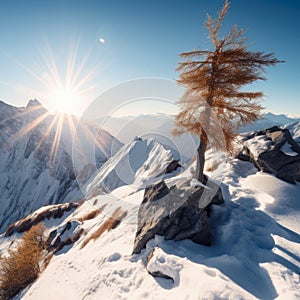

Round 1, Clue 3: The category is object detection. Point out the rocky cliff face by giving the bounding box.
[0,99,121,232]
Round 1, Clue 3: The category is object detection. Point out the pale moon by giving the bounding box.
[99,38,105,44]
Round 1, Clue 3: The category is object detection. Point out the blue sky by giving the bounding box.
[0,0,299,115]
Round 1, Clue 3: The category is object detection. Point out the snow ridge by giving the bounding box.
[87,137,181,196]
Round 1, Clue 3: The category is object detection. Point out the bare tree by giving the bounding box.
[173,0,283,183]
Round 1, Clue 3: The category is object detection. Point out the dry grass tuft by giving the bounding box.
[81,207,127,249]
[77,204,107,223]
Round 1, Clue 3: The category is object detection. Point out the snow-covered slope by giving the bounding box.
[0,99,122,232]
[1,155,298,300]
[283,121,300,143]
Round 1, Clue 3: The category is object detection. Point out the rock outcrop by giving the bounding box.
[45,220,83,253]
[4,202,79,237]
[132,177,224,254]
[237,125,300,184]
[165,160,181,174]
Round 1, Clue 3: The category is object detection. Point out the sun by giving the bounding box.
[26,41,99,116]
[48,84,82,115]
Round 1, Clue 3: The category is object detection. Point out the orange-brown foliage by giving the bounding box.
[0,224,45,300]
[77,205,107,223]
[80,207,127,249]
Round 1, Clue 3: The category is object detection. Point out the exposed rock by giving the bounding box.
[132,178,224,254]
[277,161,300,183]
[45,220,83,253]
[236,146,251,162]
[165,160,181,174]
[237,126,300,184]
[4,202,79,237]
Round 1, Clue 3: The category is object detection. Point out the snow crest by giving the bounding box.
[86,138,181,196]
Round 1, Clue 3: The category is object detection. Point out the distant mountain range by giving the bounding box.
[239,112,300,133]
[96,112,300,159]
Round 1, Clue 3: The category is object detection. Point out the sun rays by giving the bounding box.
[8,39,98,116]
[41,42,97,115]
[4,40,103,168]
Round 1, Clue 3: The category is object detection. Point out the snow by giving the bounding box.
[242,172,300,231]
[244,135,272,159]
[280,142,299,156]
[189,178,211,189]
[146,247,182,285]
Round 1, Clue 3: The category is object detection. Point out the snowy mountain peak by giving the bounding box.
[86,137,181,196]
[26,99,47,114]
[26,98,43,108]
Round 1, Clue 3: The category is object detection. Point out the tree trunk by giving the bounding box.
[195,137,207,183]
[195,59,215,183]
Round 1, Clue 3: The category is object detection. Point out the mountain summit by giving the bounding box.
[26,98,44,108]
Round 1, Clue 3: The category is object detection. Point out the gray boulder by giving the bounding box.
[237,126,300,184]
[132,178,224,254]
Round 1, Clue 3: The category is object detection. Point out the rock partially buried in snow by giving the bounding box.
[46,220,83,253]
[146,247,182,283]
[237,125,300,184]
[164,159,181,174]
[132,178,224,254]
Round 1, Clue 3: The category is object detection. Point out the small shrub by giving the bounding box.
[0,223,45,300]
